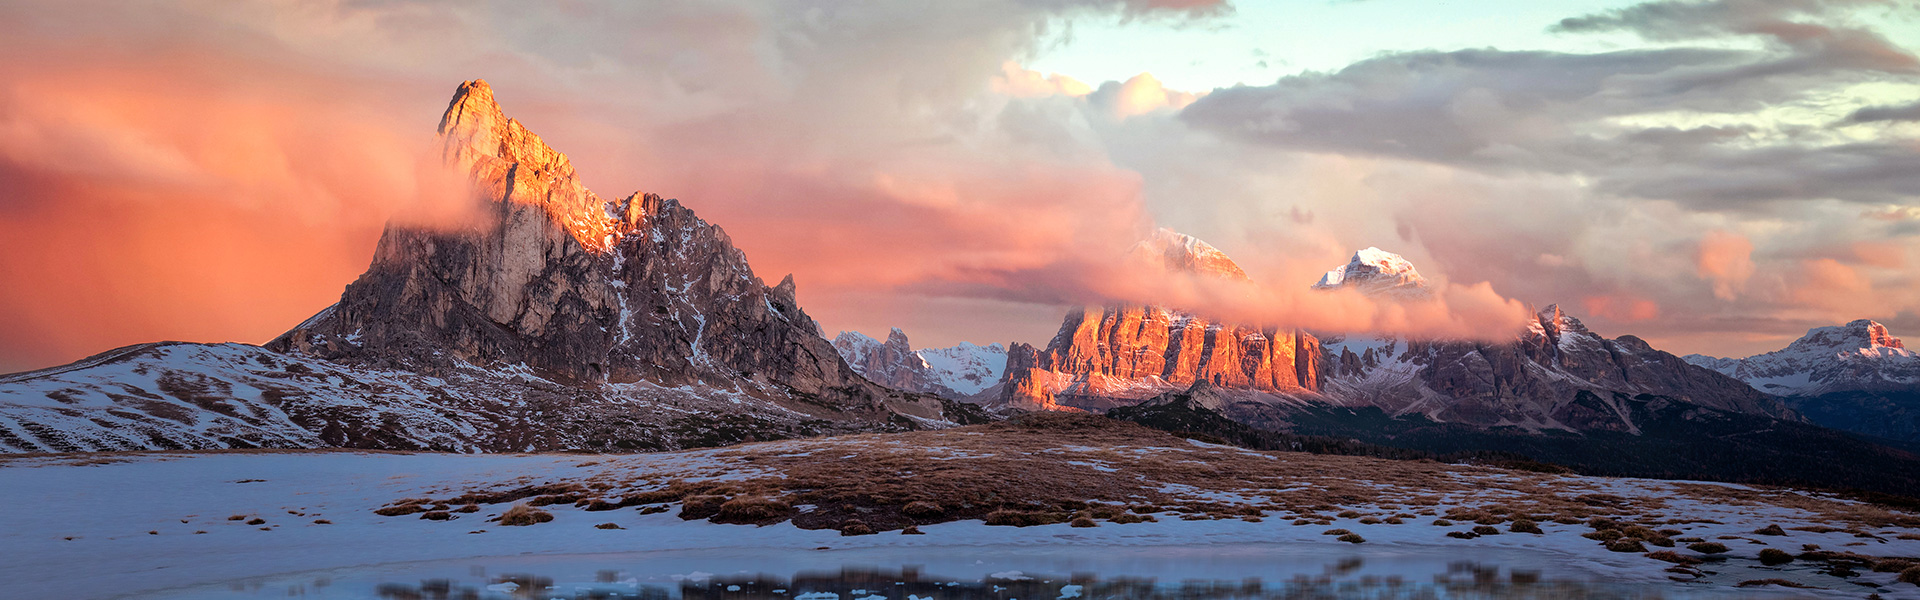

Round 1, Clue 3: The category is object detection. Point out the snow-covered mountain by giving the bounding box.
[1684,320,1920,396]
[1312,247,1429,298]
[1128,228,1251,281]
[0,80,973,454]
[831,329,1004,400]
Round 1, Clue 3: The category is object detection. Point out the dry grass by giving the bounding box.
[497,504,552,526]
[370,412,1920,545]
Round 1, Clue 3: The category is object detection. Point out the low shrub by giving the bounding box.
[1900,565,1920,585]
[985,510,1066,527]
[1873,559,1914,573]
[1431,519,1453,527]
[498,504,553,526]
[713,497,792,524]
[1510,520,1542,534]
[678,495,728,521]
[1337,533,1366,544]
[1584,530,1623,541]
[1754,524,1786,536]
[1472,525,1501,536]
[1758,548,1793,566]
[1070,517,1097,528]
[1688,542,1729,554]
[901,526,924,535]
[1323,528,1351,536]
[246,518,266,525]
[1447,531,1478,539]
[839,519,874,536]
[1646,551,1701,565]
[594,523,622,530]
[1608,540,1647,553]
[419,511,451,521]
[902,501,945,519]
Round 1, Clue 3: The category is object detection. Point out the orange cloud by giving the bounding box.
[1109,73,1201,118]
[1695,230,1755,300]
[992,62,1093,98]
[1583,294,1661,322]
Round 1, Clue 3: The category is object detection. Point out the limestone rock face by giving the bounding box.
[990,230,1320,411]
[271,80,870,405]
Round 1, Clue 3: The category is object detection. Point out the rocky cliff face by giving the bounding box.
[991,231,1321,411]
[0,80,965,454]
[1684,319,1920,396]
[271,80,875,405]
[832,329,1004,400]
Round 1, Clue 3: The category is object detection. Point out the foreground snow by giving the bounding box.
[5,446,1919,599]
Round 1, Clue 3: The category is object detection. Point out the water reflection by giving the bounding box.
[368,560,1682,600]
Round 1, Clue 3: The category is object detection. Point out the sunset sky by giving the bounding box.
[3,0,1919,373]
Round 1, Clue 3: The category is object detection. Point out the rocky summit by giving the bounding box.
[1686,319,1920,442]
[986,230,1321,412]
[0,80,971,454]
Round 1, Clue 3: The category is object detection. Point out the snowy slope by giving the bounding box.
[913,341,1005,396]
[0,341,945,454]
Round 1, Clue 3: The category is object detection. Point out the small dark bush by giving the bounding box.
[246,518,266,525]
[1873,559,1914,573]
[1608,540,1647,553]
[839,519,874,536]
[1510,520,1542,534]
[901,526,924,535]
[1584,530,1623,541]
[419,511,452,521]
[227,515,246,521]
[1337,533,1366,544]
[1323,528,1351,536]
[1472,525,1500,536]
[984,510,1065,527]
[902,501,945,519]
[1689,542,1729,554]
[1337,510,1362,519]
[1899,565,1920,585]
[678,495,728,521]
[1647,551,1701,565]
[1111,513,1148,524]
[498,504,553,526]
[312,519,331,525]
[1447,531,1478,539]
[1432,519,1453,526]
[594,523,622,530]
[1758,548,1793,566]
[454,504,479,514]
[1070,517,1097,528]
[714,497,792,524]
[1754,524,1786,536]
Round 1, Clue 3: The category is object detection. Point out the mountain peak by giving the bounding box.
[1311,247,1429,297]
[1128,228,1249,281]
[1789,319,1908,354]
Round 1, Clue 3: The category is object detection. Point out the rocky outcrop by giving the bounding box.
[991,231,1321,411]
[0,80,968,454]
[271,80,877,406]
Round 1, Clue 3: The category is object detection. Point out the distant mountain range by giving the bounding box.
[1687,320,1920,443]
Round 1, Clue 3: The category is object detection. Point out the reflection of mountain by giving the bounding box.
[0,80,972,453]
[1687,320,1920,442]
